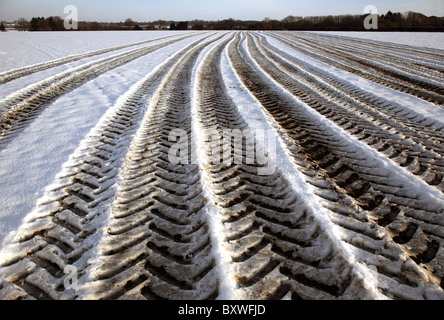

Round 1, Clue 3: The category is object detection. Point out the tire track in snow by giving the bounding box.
[266,33,444,134]
[277,32,444,106]
[250,33,444,193]
[0,33,214,300]
[83,34,225,300]
[0,34,198,150]
[0,31,443,300]
[194,33,379,300]
[296,33,444,84]
[0,34,181,85]
[228,32,444,299]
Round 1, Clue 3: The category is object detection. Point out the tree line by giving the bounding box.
[5,11,444,32]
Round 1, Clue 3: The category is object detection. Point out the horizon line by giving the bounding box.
[3,9,441,24]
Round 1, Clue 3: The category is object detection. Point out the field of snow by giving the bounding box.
[319,31,444,51]
[0,31,443,300]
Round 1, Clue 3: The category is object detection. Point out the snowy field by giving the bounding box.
[319,31,444,50]
[0,31,443,300]
[0,31,190,72]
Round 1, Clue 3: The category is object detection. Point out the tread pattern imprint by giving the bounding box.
[0,31,443,300]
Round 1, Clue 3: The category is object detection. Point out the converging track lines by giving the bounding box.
[0,31,443,300]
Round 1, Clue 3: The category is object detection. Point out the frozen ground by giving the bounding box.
[0,32,207,245]
[319,31,444,50]
[0,31,189,72]
[0,31,443,300]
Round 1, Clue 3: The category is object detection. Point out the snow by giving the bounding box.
[2,31,442,248]
[262,33,444,207]
[0,32,191,100]
[220,34,385,299]
[0,30,443,299]
[0,32,205,247]
[65,33,219,298]
[190,33,239,300]
[0,31,188,72]
[266,33,444,129]
[216,33,444,299]
[317,31,444,51]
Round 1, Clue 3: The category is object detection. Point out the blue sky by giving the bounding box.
[1,0,443,22]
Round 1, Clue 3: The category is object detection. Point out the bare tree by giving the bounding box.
[282,15,297,23]
[124,18,135,27]
[16,18,29,31]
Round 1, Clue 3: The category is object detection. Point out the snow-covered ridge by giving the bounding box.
[0,31,443,300]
